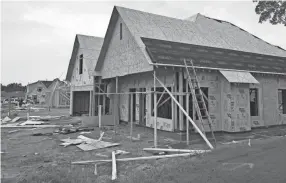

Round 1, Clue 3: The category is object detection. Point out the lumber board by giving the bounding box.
[155,75,214,149]
[143,148,211,153]
[72,152,205,165]
[111,151,117,180]
[153,69,157,147]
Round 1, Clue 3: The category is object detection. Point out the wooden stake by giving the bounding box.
[153,69,157,148]
[186,79,190,145]
[130,106,133,142]
[143,148,211,153]
[114,76,118,134]
[154,75,214,150]
[130,92,133,141]
[179,71,183,131]
[94,164,97,175]
[8,97,11,117]
[98,105,102,129]
[111,151,117,180]
[89,91,92,116]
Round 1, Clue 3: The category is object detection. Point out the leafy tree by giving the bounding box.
[254,0,286,26]
[1,83,26,92]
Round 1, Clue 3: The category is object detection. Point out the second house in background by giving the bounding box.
[66,34,104,116]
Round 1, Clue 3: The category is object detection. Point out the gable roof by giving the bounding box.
[27,78,61,89]
[185,13,286,56]
[95,6,286,71]
[27,80,52,89]
[66,34,104,81]
[41,81,53,88]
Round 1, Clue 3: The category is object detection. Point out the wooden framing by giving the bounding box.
[114,76,119,134]
[130,90,134,141]
[154,74,214,149]
[93,65,214,148]
[173,72,178,130]
[186,76,190,145]
[179,70,184,131]
[153,69,158,148]
[89,91,92,116]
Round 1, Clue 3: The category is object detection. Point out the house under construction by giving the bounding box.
[67,6,286,144]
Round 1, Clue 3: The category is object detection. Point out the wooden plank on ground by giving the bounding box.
[72,152,204,165]
[143,148,211,153]
[76,141,120,151]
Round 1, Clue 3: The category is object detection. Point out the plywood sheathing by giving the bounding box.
[117,68,175,131]
[66,35,103,83]
[185,70,223,132]
[100,15,153,79]
[250,74,286,127]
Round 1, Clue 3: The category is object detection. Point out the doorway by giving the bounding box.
[129,88,146,126]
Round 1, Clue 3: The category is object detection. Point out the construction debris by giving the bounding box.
[20,120,46,126]
[59,132,119,151]
[1,124,61,128]
[143,148,211,154]
[76,141,119,151]
[32,132,53,136]
[8,129,20,134]
[54,126,94,134]
[2,116,11,123]
[11,117,21,123]
[72,151,209,165]
[60,138,85,147]
[111,151,117,180]
[95,153,109,158]
[28,115,64,121]
[114,150,130,156]
[221,139,251,147]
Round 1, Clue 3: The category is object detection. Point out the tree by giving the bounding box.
[1,83,26,92]
[254,0,286,26]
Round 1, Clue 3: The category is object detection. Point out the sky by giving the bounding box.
[1,0,286,85]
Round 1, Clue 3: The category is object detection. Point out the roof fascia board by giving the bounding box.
[150,63,286,76]
[141,37,286,60]
[95,7,119,71]
[66,36,80,81]
[95,7,154,72]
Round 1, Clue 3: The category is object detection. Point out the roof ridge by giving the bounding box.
[196,15,286,52]
[115,6,189,23]
[76,34,104,39]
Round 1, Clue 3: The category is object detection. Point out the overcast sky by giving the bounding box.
[1,0,286,85]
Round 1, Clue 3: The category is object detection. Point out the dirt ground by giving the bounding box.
[1,110,286,183]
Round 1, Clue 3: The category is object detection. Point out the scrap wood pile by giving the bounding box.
[71,144,211,180]
[0,115,69,127]
[59,132,120,151]
[0,115,82,131]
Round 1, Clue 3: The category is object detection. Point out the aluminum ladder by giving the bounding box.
[184,59,217,147]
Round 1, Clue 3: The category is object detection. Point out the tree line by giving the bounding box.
[1,83,26,92]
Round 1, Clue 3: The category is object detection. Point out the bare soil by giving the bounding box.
[2,110,286,183]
